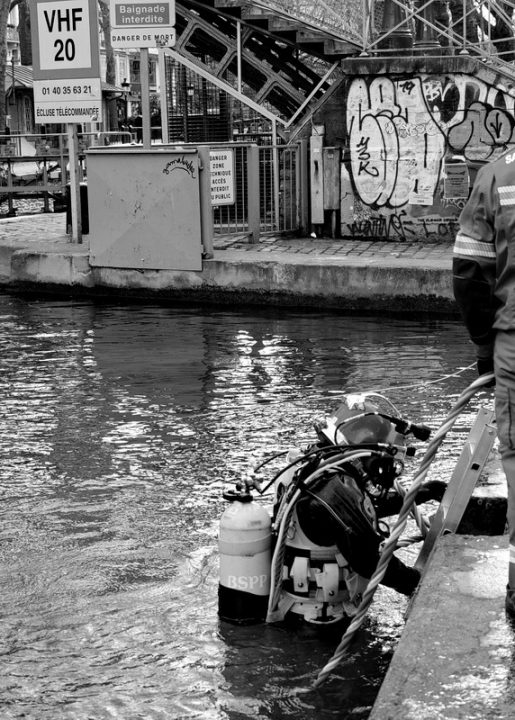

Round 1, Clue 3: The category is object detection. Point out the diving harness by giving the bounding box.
[218,374,496,688]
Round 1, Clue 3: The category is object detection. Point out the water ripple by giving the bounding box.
[0,297,491,719]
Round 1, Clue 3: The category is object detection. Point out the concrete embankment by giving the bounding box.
[370,533,514,720]
[0,215,456,313]
[367,452,513,720]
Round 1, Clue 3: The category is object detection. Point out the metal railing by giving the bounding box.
[0,132,132,214]
[237,0,363,45]
[0,131,133,157]
[233,0,515,70]
[209,141,306,240]
[363,0,515,67]
[0,133,308,238]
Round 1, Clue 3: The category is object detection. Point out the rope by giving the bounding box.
[313,372,495,688]
[359,362,477,396]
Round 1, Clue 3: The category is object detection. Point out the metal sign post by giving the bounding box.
[67,124,81,241]
[30,0,102,243]
[140,48,151,149]
[110,0,176,148]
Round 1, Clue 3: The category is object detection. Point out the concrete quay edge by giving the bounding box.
[0,215,456,313]
[369,533,514,720]
[368,456,510,719]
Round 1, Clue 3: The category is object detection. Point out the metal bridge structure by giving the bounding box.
[158,0,515,238]
[163,0,515,140]
[162,0,352,144]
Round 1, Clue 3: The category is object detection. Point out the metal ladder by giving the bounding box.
[414,406,497,573]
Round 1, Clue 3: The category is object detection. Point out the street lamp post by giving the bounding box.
[9,47,19,133]
[184,82,195,142]
[121,78,130,126]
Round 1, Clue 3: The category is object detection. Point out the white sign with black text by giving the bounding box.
[210,149,235,206]
[33,78,102,123]
[37,0,92,70]
[30,0,102,124]
[110,0,176,48]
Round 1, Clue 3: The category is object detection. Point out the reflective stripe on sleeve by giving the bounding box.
[453,232,496,259]
[510,544,515,564]
[498,186,515,206]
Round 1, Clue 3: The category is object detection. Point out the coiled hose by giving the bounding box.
[313,372,495,688]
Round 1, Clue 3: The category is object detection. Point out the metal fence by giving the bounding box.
[0,131,133,158]
[164,55,280,145]
[0,132,132,214]
[210,141,306,240]
[0,132,307,239]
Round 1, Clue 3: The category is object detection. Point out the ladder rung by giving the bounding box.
[414,407,496,572]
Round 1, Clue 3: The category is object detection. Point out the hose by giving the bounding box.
[313,372,495,688]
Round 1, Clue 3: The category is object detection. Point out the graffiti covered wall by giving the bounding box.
[316,64,515,241]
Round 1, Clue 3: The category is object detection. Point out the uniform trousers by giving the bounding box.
[494,329,515,589]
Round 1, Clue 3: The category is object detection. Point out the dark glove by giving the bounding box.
[382,556,420,596]
[475,344,495,386]
[477,355,494,376]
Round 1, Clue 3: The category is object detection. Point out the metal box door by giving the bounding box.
[88,148,202,271]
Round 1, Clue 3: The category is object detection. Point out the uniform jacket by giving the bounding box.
[452,150,515,345]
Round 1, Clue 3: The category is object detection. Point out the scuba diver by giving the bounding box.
[292,456,420,598]
[219,393,443,625]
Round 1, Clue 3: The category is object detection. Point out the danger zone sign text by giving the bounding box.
[210,149,235,206]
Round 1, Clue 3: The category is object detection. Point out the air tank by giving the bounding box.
[218,491,272,624]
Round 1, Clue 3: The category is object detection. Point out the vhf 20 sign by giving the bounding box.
[31,0,101,79]
[30,0,102,124]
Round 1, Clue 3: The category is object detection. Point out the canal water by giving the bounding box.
[0,294,494,720]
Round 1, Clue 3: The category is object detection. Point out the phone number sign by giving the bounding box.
[30,0,102,123]
[110,0,176,48]
[34,78,102,123]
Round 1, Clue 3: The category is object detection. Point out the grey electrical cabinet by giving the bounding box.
[88,148,203,271]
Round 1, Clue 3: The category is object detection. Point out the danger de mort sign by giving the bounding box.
[110,0,176,48]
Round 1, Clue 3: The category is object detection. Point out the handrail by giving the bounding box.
[0,153,76,198]
[245,0,363,45]
[0,131,133,158]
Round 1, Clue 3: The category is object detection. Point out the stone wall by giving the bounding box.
[312,56,515,241]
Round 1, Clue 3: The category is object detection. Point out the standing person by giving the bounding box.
[453,150,515,617]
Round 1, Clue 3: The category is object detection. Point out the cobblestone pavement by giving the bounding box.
[0,212,455,262]
[216,233,454,260]
[0,212,70,244]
